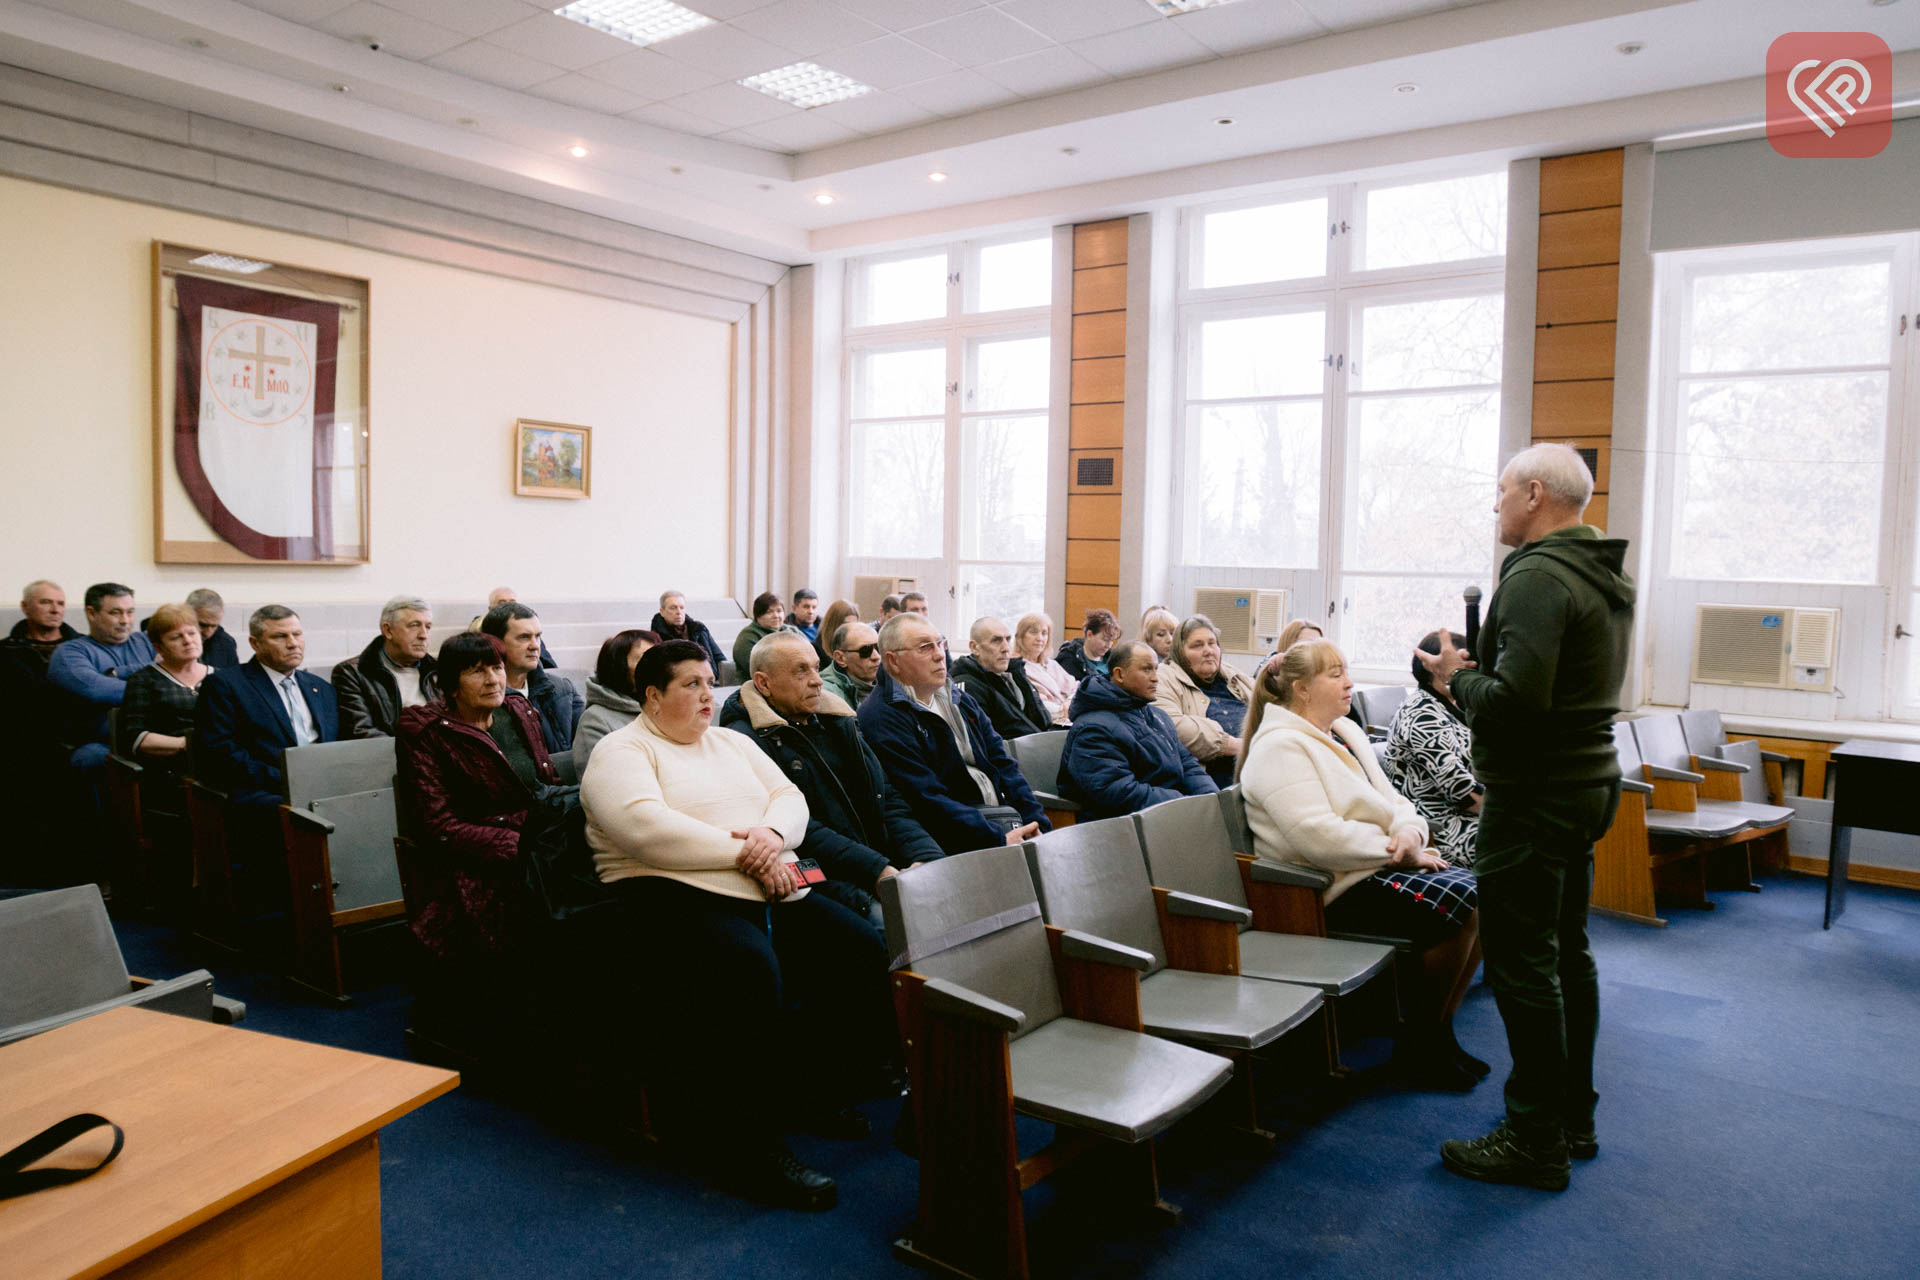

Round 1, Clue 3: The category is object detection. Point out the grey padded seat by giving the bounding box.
[1024,818,1322,1052]
[1009,730,1077,811]
[1352,685,1409,738]
[1612,723,1748,840]
[880,845,1232,1144]
[1135,793,1394,996]
[0,885,241,1046]
[1629,715,1792,831]
[1681,708,1791,806]
[283,737,405,914]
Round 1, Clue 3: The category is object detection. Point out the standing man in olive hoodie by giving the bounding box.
[1418,443,1634,1192]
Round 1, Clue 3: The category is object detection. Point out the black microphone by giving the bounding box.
[1463,584,1482,662]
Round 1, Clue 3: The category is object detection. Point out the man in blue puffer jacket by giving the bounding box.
[1060,641,1217,820]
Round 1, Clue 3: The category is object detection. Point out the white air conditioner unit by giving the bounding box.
[1192,587,1288,655]
[1691,604,1838,693]
[853,574,918,623]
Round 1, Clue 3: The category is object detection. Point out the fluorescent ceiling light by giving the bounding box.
[1148,0,1247,14]
[553,1,713,49]
[189,253,272,274]
[740,62,872,109]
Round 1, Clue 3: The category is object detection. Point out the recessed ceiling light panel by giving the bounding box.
[928,170,948,182]
[189,253,273,274]
[569,144,589,157]
[813,192,836,205]
[553,0,713,49]
[740,61,872,109]
[1148,0,1246,15]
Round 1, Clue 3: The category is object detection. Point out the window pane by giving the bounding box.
[970,336,1049,413]
[960,415,1048,561]
[1345,576,1475,671]
[855,253,947,326]
[959,563,1045,627]
[1361,172,1506,271]
[1197,311,1325,400]
[853,345,944,419]
[1671,373,1886,582]
[1200,197,1328,289]
[1348,392,1499,573]
[1685,263,1891,373]
[1190,402,1321,568]
[849,420,944,558]
[1356,294,1503,390]
[974,238,1050,312]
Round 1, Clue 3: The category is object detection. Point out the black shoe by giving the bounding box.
[801,1105,871,1142]
[1441,1024,1492,1079]
[1394,1032,1480,1093]
[731,1144,838,1211]
[1440,1121,1571,1191]
[1566,1126,1598,1160]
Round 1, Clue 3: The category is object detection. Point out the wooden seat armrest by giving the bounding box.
[1760,749,1791,764]
[1057,929,1152,970]
[1161,889,1251,925]
[1620,777,1655,795]
[1152,888,1244,975]
[1646,763,1707,784]
[1235,855,1329,936]
[920,976,1025,1034]
[1046,926,1144,1031]
[1240,856,1333,890]
[1696,756,1749,774]
[282,805,337,836]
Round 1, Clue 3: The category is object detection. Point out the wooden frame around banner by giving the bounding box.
[152,241,372,565]
[513,418,593,500]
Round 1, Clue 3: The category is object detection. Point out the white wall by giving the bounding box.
[0,174,733,610]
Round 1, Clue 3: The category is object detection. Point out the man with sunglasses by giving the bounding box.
[822,621,881,709]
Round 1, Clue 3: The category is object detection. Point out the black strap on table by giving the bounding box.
[0,1114,124,1200]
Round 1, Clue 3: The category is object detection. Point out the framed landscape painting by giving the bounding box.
[515,419,591,499]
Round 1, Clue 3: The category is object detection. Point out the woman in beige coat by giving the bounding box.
[1239,638,1485,1089]
[1152,614,1255,784]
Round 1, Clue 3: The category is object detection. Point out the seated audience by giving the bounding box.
[1056,607,1120,680]
[877,595,903,625]
[396,632,565,966]
[1013,612,1076,726]
[1382,630,1482,867]
[720,631,942,922]
[2,578,77,742]
[472,587,556,667]
[649,589,727,672]
[821,621,879,708]
[186,588,240,668]
[1154,614,1255,785]
[1139,606,1180,661]
[48,582,156,771]
[194,605,340,808]
[857,614,1048,855]
[1,579,78,849]
[1239,639,1485,1088]
[1061,641,1216,820]
[582,639,893,1209]
[1274,618,1326,656]
[790,589,821,647]
[950,616,1050,740]
[817,599,859,667]
[332,595,439,739]
[482,603,583,754]
[900,590,930,616]
[118,604,210,799]
[575,629,656,768]
[731,591,794,675]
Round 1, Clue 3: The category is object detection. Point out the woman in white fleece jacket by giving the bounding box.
[1239,638,1485,1089]
[581,639,891,1212]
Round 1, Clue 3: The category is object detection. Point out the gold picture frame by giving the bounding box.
[514,419,592,499]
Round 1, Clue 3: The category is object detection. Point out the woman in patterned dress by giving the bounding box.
[1382,629,1483,868]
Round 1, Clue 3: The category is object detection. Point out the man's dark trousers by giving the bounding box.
[1474,780,1620,1139]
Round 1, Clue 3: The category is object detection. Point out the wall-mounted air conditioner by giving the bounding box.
[854,574,918,622]
[1691,604,1838,693]
[1192,587,1287,655]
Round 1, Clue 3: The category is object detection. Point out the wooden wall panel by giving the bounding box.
[1586,494,1610,532]
[1065,583,1119,624]
[1066,539,1121,585]
[1073,220,1128,269]
[1068,219,1128,615]
[1537,208,1622,270]
[1071,356,1125,404]
[1068,494,1122,540]
[1536,265,1619,326]
[1534,322,1617,383]
[1072,265,1127,313]
[1539,149,1625,213]
[1532,380,1615,434]
[1072,310,1126,359]
[1070,402,1124,449]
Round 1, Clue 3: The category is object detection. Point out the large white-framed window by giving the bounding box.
[843,232,1053,637]
[1174,168,1508,677]
[1647,233,1920,718]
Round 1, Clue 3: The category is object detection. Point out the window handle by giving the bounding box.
[946,381,959,396]
[1897,623,1912,640]
[1902,314,1910,335]
[1323,353,1344,370]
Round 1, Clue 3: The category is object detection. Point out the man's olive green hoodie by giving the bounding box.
[1451,524,1635,787]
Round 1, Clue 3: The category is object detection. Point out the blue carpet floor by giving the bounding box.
[101,873,1920,1280]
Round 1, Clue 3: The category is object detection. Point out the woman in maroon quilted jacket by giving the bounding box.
[396,631,559,962]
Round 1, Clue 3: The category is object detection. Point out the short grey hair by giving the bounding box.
[658,589,684,609]
[749,629,816,676]
[248,604,298,638]
[968,616,1008,645]
[879,613,935,653]
[380,595,431,627]
[185,588,223,611]
[1504,442,1594,511]
[20,579,58,601]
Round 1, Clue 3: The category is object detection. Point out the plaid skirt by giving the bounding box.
[1374,865,1477,921]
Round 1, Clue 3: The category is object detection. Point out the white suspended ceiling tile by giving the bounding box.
[728,0,887,59]
[242,0,360,22]
[481,12,630,70]
[809,88,940,133]
[669,80,803,128]
[655,22,799,78]
[904,8,1053,66]
[892,68,1012,117]
[723,110,862,150]
[1292,0,1463,32]
[996,0,1159,47]
[815,34,957,90]
[1173,1,1326,56]
[624,98,732,135]
[316,1,468,60]
[974,45,1111,97]
[374,0,538,40]
[832,0,987,34]
[426,38,564,89]
[1068,18,1214,79]
[528,70,656,114]
[683,0,787,18]
[579,47,724,98]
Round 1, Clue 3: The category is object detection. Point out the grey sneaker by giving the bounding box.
[1566,1126,1598,1160]
[1440,1120,1571,1191]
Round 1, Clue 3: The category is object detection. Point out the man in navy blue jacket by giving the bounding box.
[481,602,582,754]
[856,614,1048,855]
[194,604,340,808]
[1060,641,1217,820]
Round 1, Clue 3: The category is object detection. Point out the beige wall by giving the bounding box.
[0,174,733,608]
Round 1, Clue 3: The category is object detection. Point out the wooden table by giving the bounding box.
[1824,739,1920,928]
[0,1007,458,1279]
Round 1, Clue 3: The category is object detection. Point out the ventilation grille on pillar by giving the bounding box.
[1574,446,1599,477]
[1075,456,1115,487]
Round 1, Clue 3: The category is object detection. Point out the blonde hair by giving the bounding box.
[1275,619,1324,652]
[1014,612,1053,659]
[1139,606,1178,642]
[1238,639,1345,778]
[147,602,198,641]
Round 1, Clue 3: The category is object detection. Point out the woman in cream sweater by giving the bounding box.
[582,639,891,1212]
[1239,638,1485,1089]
